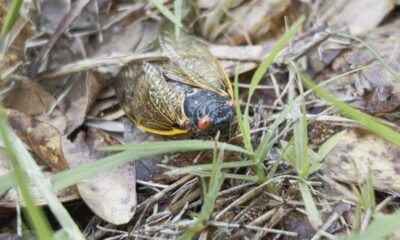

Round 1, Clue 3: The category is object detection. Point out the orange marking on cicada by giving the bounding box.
[198,115,212,132]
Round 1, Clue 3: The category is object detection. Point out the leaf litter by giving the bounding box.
[1,0,400,239]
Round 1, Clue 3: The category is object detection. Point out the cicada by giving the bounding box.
[114,23,235,137]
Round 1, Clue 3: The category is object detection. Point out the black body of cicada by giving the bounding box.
[183,88,235,137]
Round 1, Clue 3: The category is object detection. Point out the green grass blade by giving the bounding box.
[279,140,297,168]
[150,0,182,27]
[173,0,183,38]
[255,107,292,160]
[243,15,305,168]
[0,111,53,239]
[293,65,400,148]
[234,64,267,182]
[238,16,306,158]
[0,0,23,41]
[0,172,16,194]
[341,212,400,240]
[233,64,252,152]
[361,175,376,211]
[245,16,306,116]
[100,139,247,153]
[182,142,225,239]
[256,67,366,174]
[53,140,247,191]
[298,181,322,228]
[255,66,366,162]
[317,130,346,162]
[292,105,310,178]
[182,175,224,239]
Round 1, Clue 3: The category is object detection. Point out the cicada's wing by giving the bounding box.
[115,62,189,135]
[159,23,233,98]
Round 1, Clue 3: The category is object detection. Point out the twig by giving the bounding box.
[311,212,340,240]
[137,175,195,211]
[36,52,167,80]
[169,188,202,215]
[210,221,298,237]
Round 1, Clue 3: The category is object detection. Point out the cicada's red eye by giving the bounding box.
[198,115,212,132]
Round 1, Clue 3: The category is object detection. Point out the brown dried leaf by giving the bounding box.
[352,84,400,114]
[30,37,86,97]
[0,184,79,208]
[71,0,101,30]
[6,109,69,171]
[38,0,71,32]
[62,129,136,225]
[23,35,104,135]
[84,119,125,133]
[36,71,104,135]
[88,19,143,78]
[4,80,55,116]
[326,0,395,35]
[0,151,79,208]
[89,20,143,58]
[62,71,104,135]
[30,0,91,75]
[279,202,353,239]
[323,129,400,193]
[214,0,291,44]
[221,60,258,76]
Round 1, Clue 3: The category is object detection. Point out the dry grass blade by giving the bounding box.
[36,52,167,79]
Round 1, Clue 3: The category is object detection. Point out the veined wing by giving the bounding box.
[159,23,233,98]
[115,61,189,135]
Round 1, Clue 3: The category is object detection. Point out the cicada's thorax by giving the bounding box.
[165,78,235,137]
[184,88,235,137]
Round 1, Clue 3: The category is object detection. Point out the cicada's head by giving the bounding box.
[183,89,235,138]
